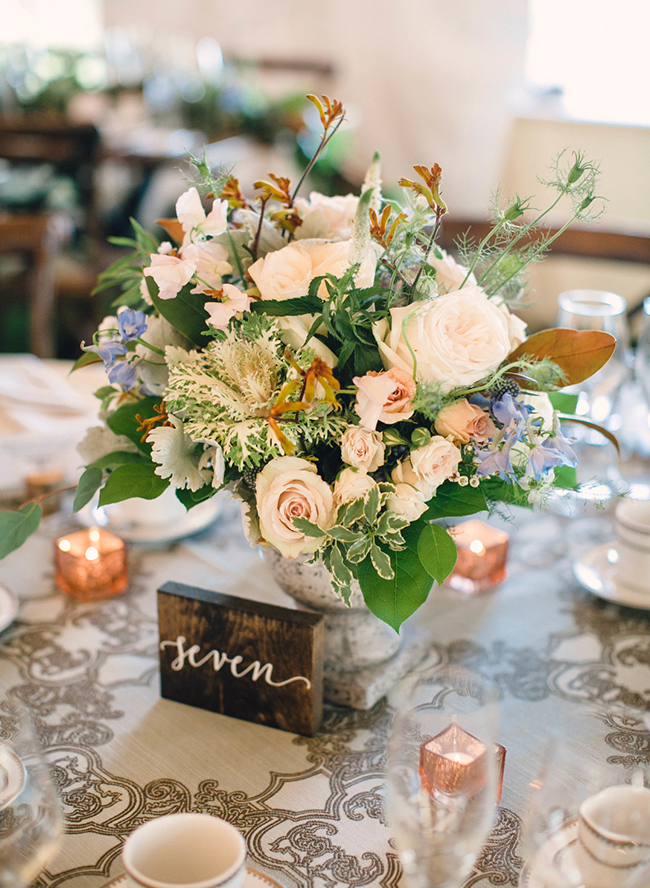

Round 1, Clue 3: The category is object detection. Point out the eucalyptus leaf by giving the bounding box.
[0,504,42,559]
[72,467,104,513]
[98,463,169,506]
[417,524,458,584]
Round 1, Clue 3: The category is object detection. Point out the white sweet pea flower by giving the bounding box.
[204,284,252,330]
[175,187,228,240]
[143,254,197,300]
[157,241,173,254]
[181,240,232,294]
[148,415,209,491]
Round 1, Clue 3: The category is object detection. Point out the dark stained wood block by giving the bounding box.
[157,581,324,736]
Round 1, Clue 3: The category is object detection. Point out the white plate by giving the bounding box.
[0,739,27,811]
[573,542,650,610]
[519,819,578,888]
[102,868,283,888]
[0,583,18,634]
[78,495,222,545]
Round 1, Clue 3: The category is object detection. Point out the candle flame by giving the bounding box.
[469,539,486,555]
[58,539,71,551]
[89,529,101,543]
[85,546,99,561]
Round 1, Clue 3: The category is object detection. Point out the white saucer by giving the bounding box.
[78,497,221,545]
[0,739,27,811]
[0,583,18,634]
[573,542,650,610]
[102,867,283,888]
[519,819,578,888]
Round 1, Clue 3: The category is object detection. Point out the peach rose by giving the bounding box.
[373,286,514,392]
[333,468,377,507]
[256,457,334,558]
[435,399,495,445]
[340,426,385,472]
[392,436,461,498]
[387,483,429,523]
[353,368,416,431]
[248,239,376,302]
[295,192,359,241]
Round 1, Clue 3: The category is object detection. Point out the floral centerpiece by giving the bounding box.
[1,95,615,631]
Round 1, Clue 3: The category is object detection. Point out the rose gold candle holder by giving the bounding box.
[54,528,127,601]
[419,721,506,802]
[447,519,509,593]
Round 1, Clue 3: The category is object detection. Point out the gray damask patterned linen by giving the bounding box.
[0,498,647,888]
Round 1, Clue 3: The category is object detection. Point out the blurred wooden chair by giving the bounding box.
[0,212,67,358]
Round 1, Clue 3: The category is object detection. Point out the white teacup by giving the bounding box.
[576,785,650,888]
[615,500,650,593]
[122,813,246,888]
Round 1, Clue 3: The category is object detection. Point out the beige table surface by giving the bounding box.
[1,358,650,888]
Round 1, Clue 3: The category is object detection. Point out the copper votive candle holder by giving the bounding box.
[419,721,506,802]
[54,528,127,601]
[447,519,509,593]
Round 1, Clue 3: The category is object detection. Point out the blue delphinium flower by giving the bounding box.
[492,393,534,443]
[475,441,516,480]
[108,359,138,391]
[84,340,127,367]
[543,417,578,467]
[118,309,148,342]
[523,443,565,482]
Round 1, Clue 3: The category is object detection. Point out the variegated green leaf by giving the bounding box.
[347,536,372,563]
[364,485,380,524]
[370,541,394,580]
[292,517,324,538]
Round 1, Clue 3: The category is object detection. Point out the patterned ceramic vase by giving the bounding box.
[264,548,401,676]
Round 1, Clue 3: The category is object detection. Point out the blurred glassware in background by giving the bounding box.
[0,707,63,888]
[385,665,500,888]
[555,290,631,504]
[635,296,650,414]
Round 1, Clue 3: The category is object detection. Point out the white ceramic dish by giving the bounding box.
[0,739,27,811]
[0,583,18,634]
[519,819,578,888]
[102,869,283,888]
[573,542,650,610]
[77,495,221,545]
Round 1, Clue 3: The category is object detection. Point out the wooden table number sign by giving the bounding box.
[157,581,324,735]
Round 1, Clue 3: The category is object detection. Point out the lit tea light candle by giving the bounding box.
[446,519,509,594]
[419,719,506,802]
[54,528,127,601]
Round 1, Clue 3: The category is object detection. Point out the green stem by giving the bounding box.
[291,114,346,201]
[134,337,165,356]
[459,216,511,288]
[412,208,443,290]
[227,228,246,280]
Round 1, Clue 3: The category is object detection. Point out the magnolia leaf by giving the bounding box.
[155,218,184,243]
[558,414,621,456]
[147,278,209,346]
[507,328,616,386]
[106,396,160,454]
[417,524,458,584]
[0,504,42,559]
[72,467,104,513]
[99,463,169,506]
[424,481,487,521]
[357,521,432,631]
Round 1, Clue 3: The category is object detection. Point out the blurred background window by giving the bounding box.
[5,0,103,50]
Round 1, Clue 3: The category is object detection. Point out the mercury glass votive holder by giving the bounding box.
[447,519,509,593]
[54,528,127,601]
[419,721,507,802]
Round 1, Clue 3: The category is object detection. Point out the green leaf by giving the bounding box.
[330,544,354,586]
[250,294,324,317]
[337,498,365,525]
[549,392,578,414]
[176,485,217,510]
[347,536,371,563]
[147,278,209,346]
[90,451,146,470]
[481,478,533,509]
[98,463,169,506]
[292,517,325,538]
[507,328,616,386]
[0,504,42,559]
[94,385,118,400]
[327,525,359,543]
[72,467,104,513]
[357,521,433,631]
[71,351,103,372]
[106,396,160,454]
[554,464,578,490]
[417,524,458,584]
[364,485,380,524]
[370,541,394,580]
[424,481,487,521]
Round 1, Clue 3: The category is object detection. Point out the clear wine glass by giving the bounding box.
[385,665,500,888]
[635,296,650,409]
[0,707,64,888]
[521,708,650,888]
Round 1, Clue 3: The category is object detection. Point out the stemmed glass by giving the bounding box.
[0,707,64,888]
[385,665,500,888]
[635,297,650,410]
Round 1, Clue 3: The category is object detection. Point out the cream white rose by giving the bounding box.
[333,468,377,506]
[340,427,385,472]
[275,315,338,366]
[428,249,475,293]
[295,192,359,241]
[256,456,334,558]
[387,483,429,523]
[248,238,376,302]
[374,286,513,392]
[392,436,461,498]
